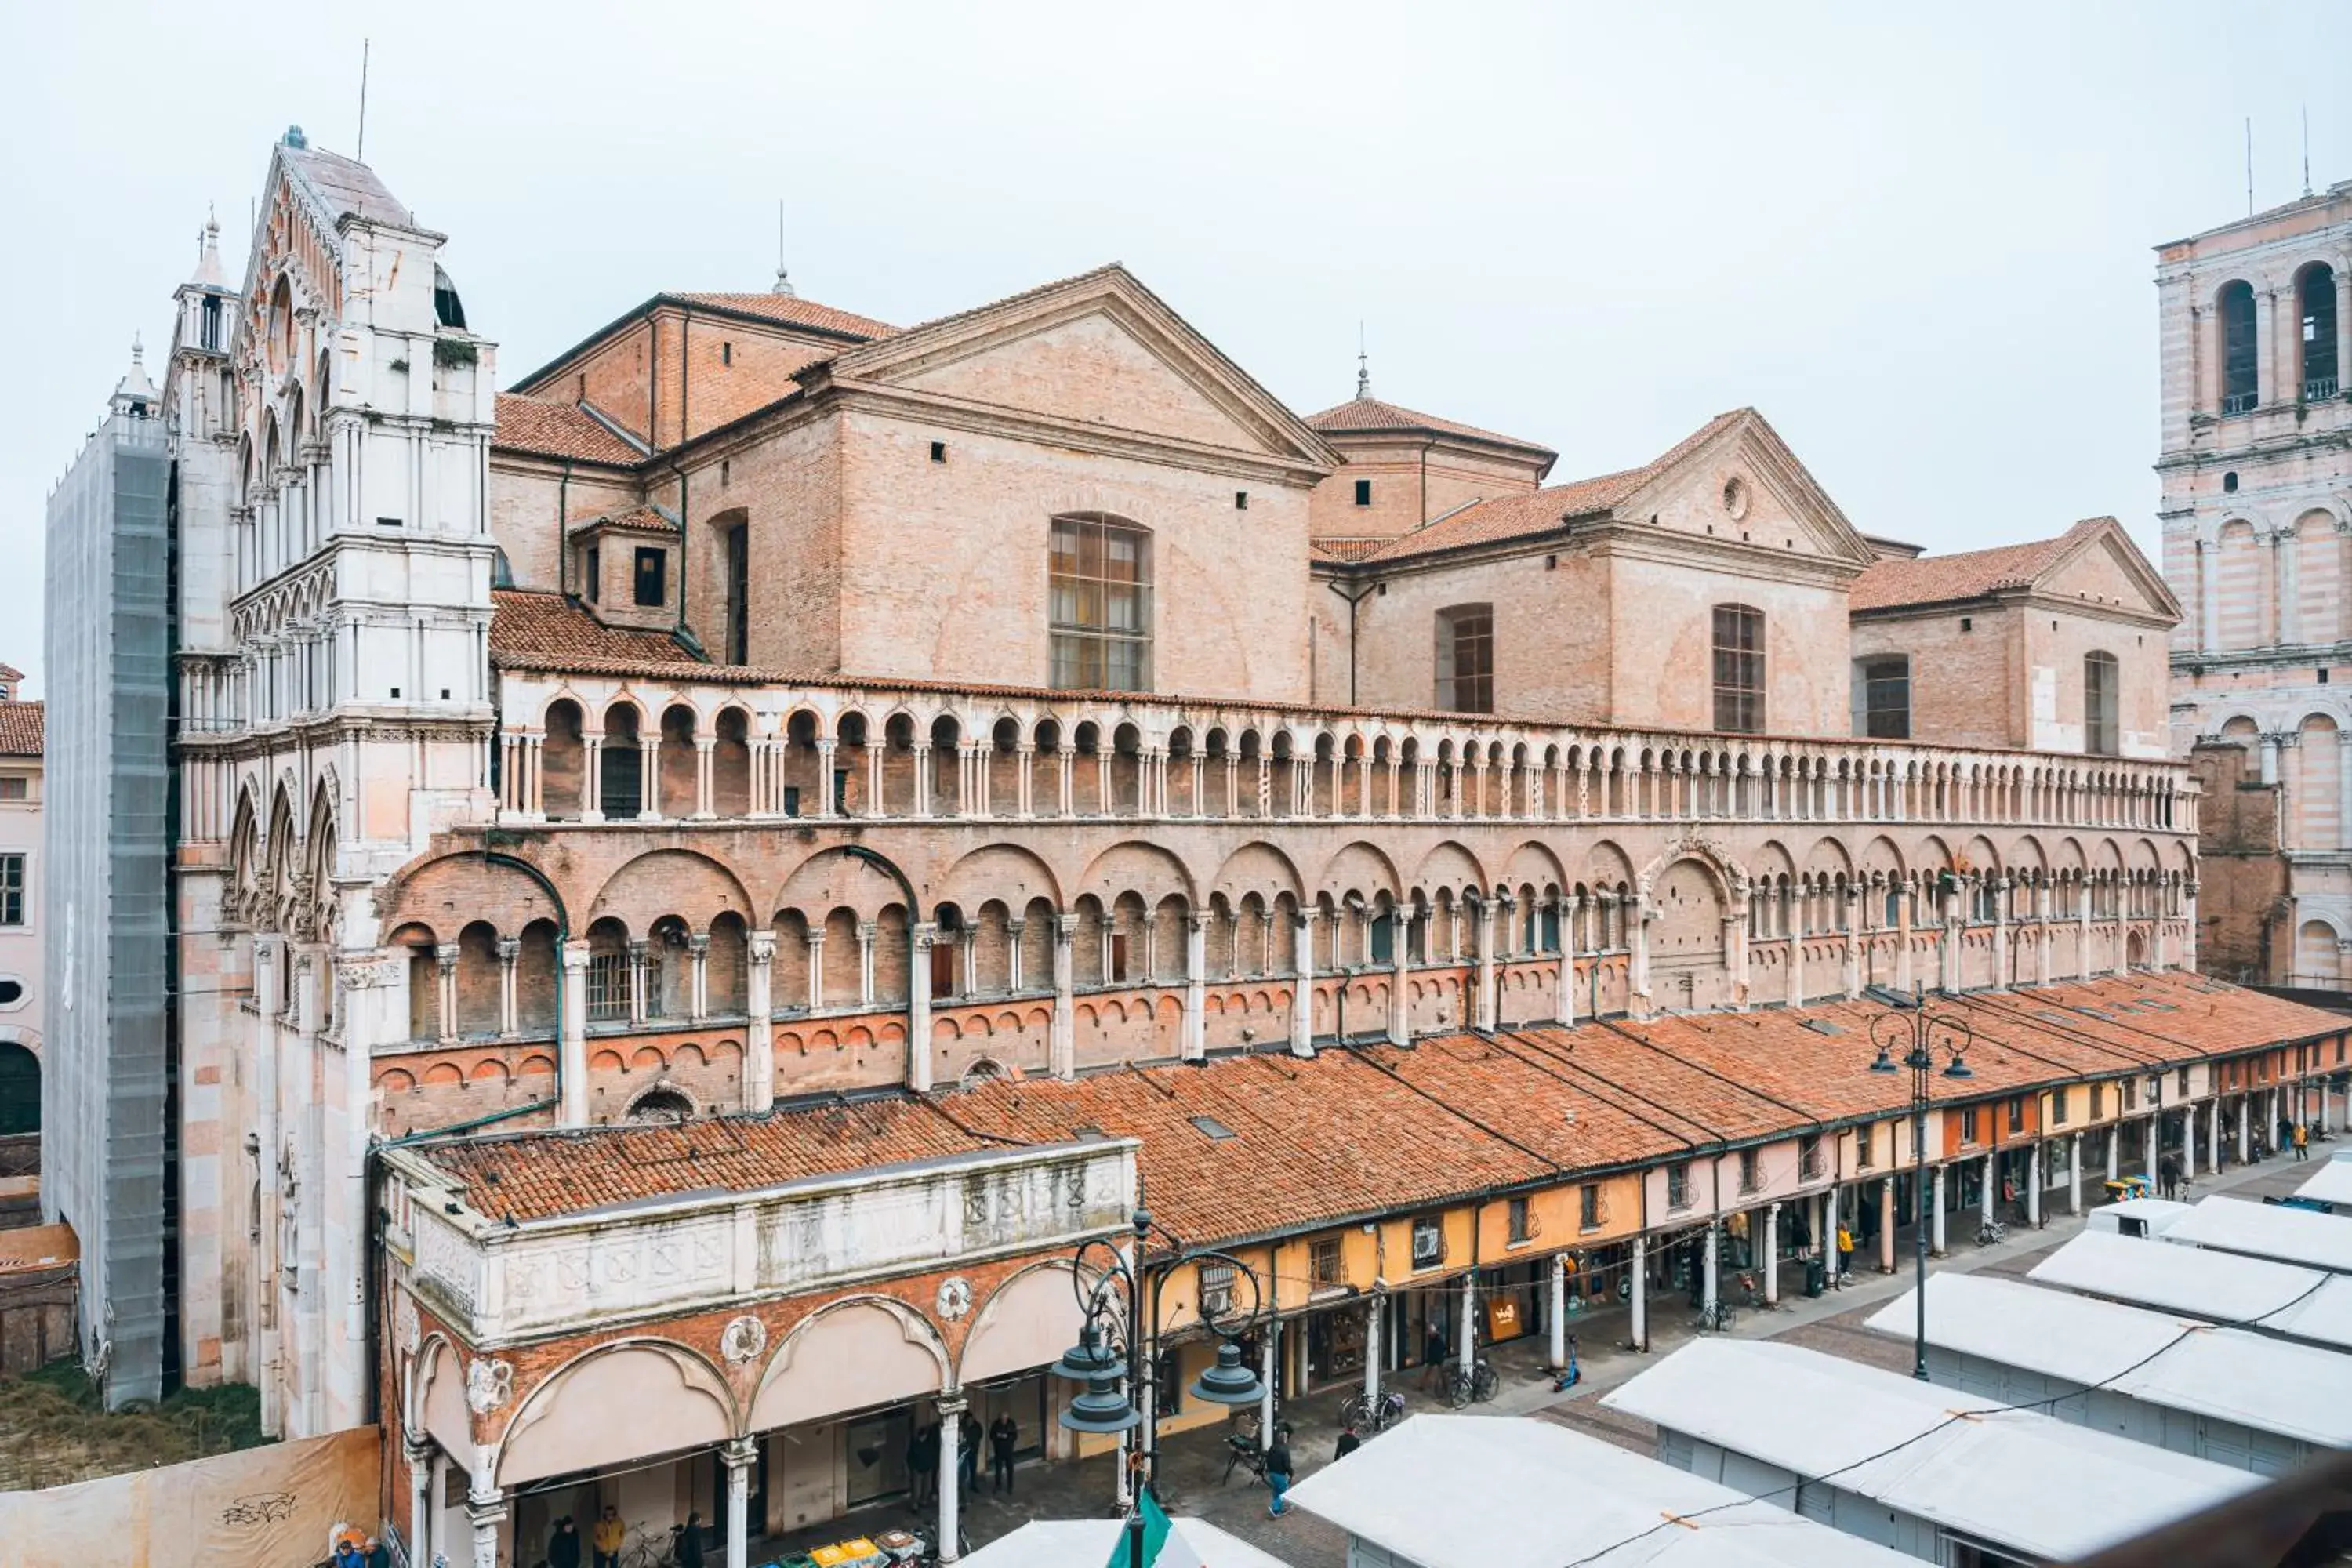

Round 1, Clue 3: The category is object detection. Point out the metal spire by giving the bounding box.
[772,200,796,297]
[1356,321,1370,400]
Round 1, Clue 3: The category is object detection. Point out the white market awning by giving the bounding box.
[2029,1230,2352,1352]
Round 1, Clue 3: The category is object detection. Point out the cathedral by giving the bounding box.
[42,130,2345,1568]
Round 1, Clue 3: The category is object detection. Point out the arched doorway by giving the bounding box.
[0,1042,37,1136]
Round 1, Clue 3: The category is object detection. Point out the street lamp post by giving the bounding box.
[1051,1207,1269,1568]
[1865,984,1974,1382]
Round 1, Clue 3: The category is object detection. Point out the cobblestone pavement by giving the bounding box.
[751,1138,2329,1566]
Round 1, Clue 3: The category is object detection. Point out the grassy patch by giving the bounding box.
[0,1360,266,1491]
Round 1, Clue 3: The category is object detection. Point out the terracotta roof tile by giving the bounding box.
[1308,539,1388,563]
[0,701,43,757]
[1306,396,1555,459]
[568,505,679,539]
[671,292,897,342]
[413,977,2349,1237]
[0,663,23,683]
[488,590,695,666]
[1849,517,2109,612]
[493,395,645,466]
[1350,411,1748,564]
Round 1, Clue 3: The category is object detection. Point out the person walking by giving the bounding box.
[592,1506,625,1568]
[547,1519,581,1568]
[1264,1430,1294,1517]
[1334,1422,1362,1461]
[2159,1152,2181,1201]
[332,1539,365,1568]
[988,1411,1018,1494]
[1834,1222,1854,1283]
[2296,1121,2311,1161]
[1417,1322,1449,1392]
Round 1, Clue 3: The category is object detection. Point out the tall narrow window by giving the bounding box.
[2301,264,2339,401]
[584,546,601,604]
[0,854,21,925]
[1853,655,1910,739]
[1048,514,1152,691]
[201,295,223,352]
[633,546,667,608]
[724,522,749,662]
[1434,604,1494,713]
[2220,280,2259,414]
[1712,604,1766,733]
[2084,651,2119,756]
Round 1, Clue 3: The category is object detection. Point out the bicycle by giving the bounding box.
[1439,1356,1499,1408]
[1338,1386,1407,1435]
[1976,1217,2008,1247]
[1693,1301,1737,1334]
[619,1525,682,1568]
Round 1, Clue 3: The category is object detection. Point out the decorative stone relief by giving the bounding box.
[936,1276,974,1322]
[465,1357,512,1414]
[720,1315,768,1365]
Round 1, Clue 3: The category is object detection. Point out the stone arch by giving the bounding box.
[1497,840,1567,896]
[1316,840,1402,900]
[378,851,565,943]
[498,1338,738,1487]
[1409,840,1487,898]
[1210,840,1305,903]
[589,848,753,926]
[936,843,1062,915]
[775,844,913,925]
[1076,840,1196,907]
[750,1295,949,1430]
[958,1259,1095,1386]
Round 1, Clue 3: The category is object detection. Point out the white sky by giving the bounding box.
[6,0,2350,696]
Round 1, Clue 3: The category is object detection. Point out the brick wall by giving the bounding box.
[2190,738,2285,982]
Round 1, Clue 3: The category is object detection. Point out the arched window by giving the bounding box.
[2083,652,2119,757]
[1712,604,1766,733]
[1048,514,1152,691]
[627,1087,692,1123]
[2301,264,2339,401]
[2220,281,2259,414]
[1853,655,1909,739]
[1434,604,1494,713]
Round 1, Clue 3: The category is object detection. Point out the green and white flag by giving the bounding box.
[1105,1491,1205,1568]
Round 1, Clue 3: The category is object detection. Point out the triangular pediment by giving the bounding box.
[826,266,1340,467]
[2031,519,2183,620]
[1612,408,1878,571]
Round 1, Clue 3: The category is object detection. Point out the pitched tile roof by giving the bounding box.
[1308,539,1388,563]
[493,395,645,466]
[568,505,679,539]
[1307,396,1555,459]
[0,701,43,757]
[488,590,695,666]
[1848,517,2110,612]
[426,1097,997,1223]
[0,663,23,683]
[671,292,897,342]
[1345,411,1748,565]
[412,976,2349,1237]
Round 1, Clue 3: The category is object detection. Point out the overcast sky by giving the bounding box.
[5,1,2349,695]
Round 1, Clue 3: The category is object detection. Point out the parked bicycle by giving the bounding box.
[1439,1356,1499,1408]
[1338,1385,1407,1435]
[1693,1300,1737,1334]
[619,1524,684,1568]
[1976,1217,2008,1247]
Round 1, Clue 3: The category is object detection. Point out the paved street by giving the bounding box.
[753,1139,2326,1566]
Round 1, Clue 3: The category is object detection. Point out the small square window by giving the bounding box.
[1579,1183,1602,1230]
[0,778,24,801]
[930,441,947,463]
[1856,1123,1874,1167]
[720,459,731,487]
[376,516,403,528]
[2007,1095,2025,1134]
[2321,670,2332,684]
[1959,617,1973,633]
[1200,1261,1236,1318]
[1354,478,1373,506]
[1235,490,1248,510]
[1668,1163,1693,1210]
[1507,1196,1531,1243]
[1410,1216,1444,1269]
[1311,1236,1344,1285]
[720,340,733,366]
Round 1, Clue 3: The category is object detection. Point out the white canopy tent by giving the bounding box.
[2028,1230,2352,1352]
[1283,1414,1911,1568]
[1860,1272,2352,1468]
[2162,1196,2352,1272]
[2295,1148,2352,1206]
[1602,1339,2259,1563]
[956,1516,1294,1568]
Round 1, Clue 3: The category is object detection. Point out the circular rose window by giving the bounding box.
[1722,477,1751,521]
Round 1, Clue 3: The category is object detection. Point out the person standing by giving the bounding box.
[1834,1222,1854,1283]
[1264,1430,1294,1517]
[1334,1423,1361,1461]
[988,1410,1018,1494]
[959,1408,983,1496]
[910,1418,939,1506]
[2296,1121,2311,1161]
[592,1506,625,1568]
[365,1536,393,1568]
[675,1512,705,1568]
[547,1518,581,1568]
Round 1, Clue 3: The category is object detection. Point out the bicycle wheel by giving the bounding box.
[1472,1364,1499,1403]
[1441,1367,1472,1409]
[1338,1392,1370,1428]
